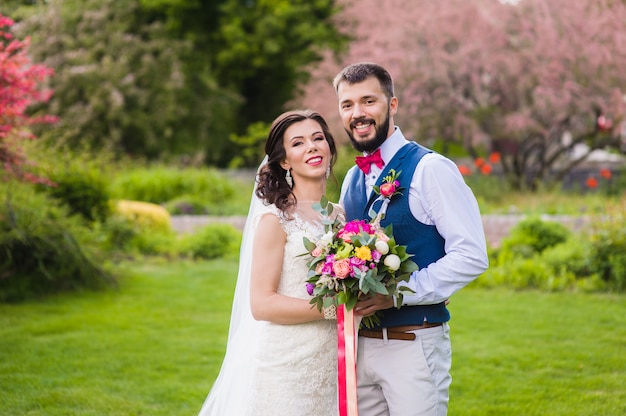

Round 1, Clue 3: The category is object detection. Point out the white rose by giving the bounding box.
[383,254,401,271]
[375,240,389,255]
[319,231,334,247]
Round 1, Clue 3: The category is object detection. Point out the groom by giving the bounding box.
[335,62,489,416]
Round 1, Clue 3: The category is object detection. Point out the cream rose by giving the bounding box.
[383,254,401,271]
[375,240,389,255]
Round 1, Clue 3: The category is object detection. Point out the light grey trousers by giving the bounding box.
[356,323,452,416]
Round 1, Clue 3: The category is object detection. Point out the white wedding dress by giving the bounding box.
[247,205,337,415]
[198,201,338,416]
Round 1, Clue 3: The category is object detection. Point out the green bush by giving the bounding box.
[497,216,571,263]
[477,214,626,292]
[476,256,550,289]
[96,214,179,258]
[0,183,116,302]
[179,223,241,260]
[587,205,626,291]
[44,167,112,222]
[479,216,597,291]
[97,213,139,255]
[31,148,115,223]
[110,166,235,206]
[540,238,592,280]
[131,230,180,257]
[476,247,583,292]
[100,201,178,258]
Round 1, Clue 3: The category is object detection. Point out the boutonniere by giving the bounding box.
[370,169,403,226]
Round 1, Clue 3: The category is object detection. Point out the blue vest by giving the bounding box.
[343,142,450,328]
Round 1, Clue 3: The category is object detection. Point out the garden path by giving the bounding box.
[171,214,590,248]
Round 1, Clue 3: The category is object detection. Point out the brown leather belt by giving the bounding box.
[359,323,443,341]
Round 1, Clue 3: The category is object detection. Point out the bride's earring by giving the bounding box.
[285,168,293,188]
[326,166,331,179]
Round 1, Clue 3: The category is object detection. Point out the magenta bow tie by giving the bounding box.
[355,149,384,174]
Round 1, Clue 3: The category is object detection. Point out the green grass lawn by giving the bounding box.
[1,260,625,415]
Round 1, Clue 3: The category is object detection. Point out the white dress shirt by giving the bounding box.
[340,127,489,306]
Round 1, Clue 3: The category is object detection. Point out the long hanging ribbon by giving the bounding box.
[368,196,390,224]
[337,305,359,416]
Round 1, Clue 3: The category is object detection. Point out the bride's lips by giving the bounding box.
[306,156,323,166]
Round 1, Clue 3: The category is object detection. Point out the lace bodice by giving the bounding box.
[246,204,341,416]
[277,207,324,297]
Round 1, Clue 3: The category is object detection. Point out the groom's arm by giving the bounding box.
[396,154,489,306]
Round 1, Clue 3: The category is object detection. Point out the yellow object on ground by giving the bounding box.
[114,200,172,234]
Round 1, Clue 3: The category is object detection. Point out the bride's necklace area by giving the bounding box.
[293,200,324,224]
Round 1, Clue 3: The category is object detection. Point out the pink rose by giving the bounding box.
[349,256,365,269]
[338,220,375,241]
[341,220,363,234]
[321,255,335,275]
[332,259,351,279]
[338,231,356,243]
[321,262,333,275]
[312,247,322,257]
[375,231,390,242]
[360,222,375,234]
[349,257,366,276]
[379,182,397,198]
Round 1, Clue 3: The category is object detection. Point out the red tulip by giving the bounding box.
[585,176,598,189]
[599,168,612,180]
[458,165,472,176]
[489,152,501,164]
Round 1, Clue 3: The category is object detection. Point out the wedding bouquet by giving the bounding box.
[303,170,418,328]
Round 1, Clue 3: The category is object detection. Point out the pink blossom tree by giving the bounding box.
[299,0,626,190]
[0,13,57,184]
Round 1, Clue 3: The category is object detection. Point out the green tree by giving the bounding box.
[139,0,349,165]
[19,0,220,159]
[0,0,37,17]
[16,0,348,166]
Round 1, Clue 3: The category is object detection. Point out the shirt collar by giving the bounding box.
[376,126,408,164]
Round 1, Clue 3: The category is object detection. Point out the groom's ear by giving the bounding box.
[389,96,398,117]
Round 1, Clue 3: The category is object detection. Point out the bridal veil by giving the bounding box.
[197,157,269,416]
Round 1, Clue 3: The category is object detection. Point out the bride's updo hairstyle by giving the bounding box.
[256,109,337,214]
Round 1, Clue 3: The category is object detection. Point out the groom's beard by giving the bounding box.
[346,109,391,153]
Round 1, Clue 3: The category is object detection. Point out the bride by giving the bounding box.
[198,109,343,416]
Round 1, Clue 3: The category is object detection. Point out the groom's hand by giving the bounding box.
[354,293,394,316]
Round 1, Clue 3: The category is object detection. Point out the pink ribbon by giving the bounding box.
[337,305,358,416]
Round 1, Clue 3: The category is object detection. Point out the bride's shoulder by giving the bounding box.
[253,203,284,226]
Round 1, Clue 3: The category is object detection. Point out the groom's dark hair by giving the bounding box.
[332,62,395,101]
